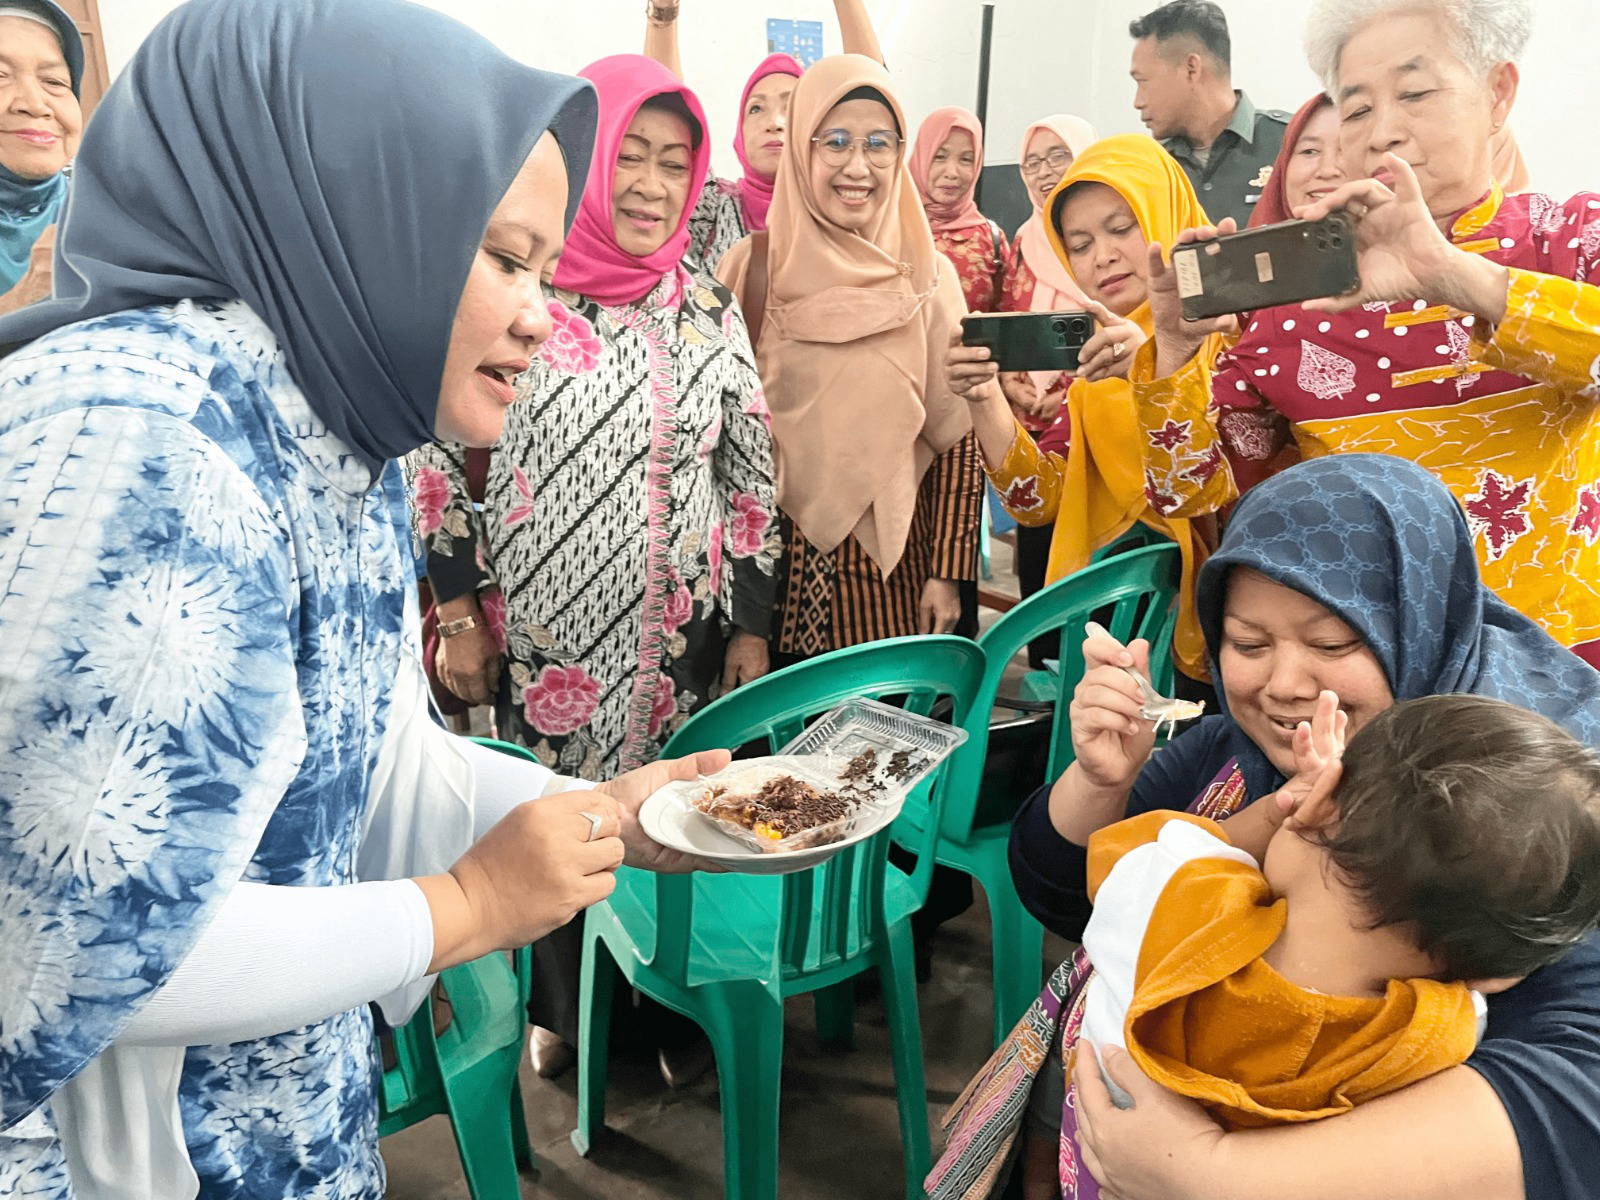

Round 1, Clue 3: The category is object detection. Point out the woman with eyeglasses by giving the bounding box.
[1000,117,1100,433]
[718,54,981,660]
[995,115,1099,666]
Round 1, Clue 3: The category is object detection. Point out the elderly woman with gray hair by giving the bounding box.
[1057,2,1600,1198]
[1134,0,1600,673]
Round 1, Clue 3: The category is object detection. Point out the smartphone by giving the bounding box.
[960,310,1096,373]
[1172,212,1359,321]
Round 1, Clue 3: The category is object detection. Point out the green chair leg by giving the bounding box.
[571,925,617,1158]
[879,920,931,1199]
[704,984,785,1200]
[813,980,857,1049]
[443,1056,526,1200]
[982,861,1046,1047]
[510,1079,534,1172]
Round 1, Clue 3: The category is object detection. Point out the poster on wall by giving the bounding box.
[766,18,824,67]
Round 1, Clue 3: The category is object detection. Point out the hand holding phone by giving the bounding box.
[1294,153,1499,319]
[1073,300,1148,383]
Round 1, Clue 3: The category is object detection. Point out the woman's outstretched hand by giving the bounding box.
[596,747,734,874]
[423,791,626,971]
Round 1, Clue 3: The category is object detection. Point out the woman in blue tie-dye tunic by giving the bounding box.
[0,3,724,1197]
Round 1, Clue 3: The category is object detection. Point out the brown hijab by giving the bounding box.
[718,54,970,576]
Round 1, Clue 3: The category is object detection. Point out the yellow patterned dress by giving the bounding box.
[1130,185,1600,667]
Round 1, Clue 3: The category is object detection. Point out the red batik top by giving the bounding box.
[1133,185,1600,666]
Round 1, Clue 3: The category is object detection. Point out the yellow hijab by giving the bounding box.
[1042,134,1217,681]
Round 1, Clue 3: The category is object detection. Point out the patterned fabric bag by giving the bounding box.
[926,760,1252,1199]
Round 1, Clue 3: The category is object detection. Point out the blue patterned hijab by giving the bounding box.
[1197,454,1600,751]
[0,0,596,469]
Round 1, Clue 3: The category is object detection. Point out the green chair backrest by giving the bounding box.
[936,542,1182,844]
[1089,521,1168,564]
[652,635,986,984]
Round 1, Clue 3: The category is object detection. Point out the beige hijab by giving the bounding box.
[719,54,970,576]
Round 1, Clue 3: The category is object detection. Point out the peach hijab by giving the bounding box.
[718,54,969,575]
[1015,114,1099,313]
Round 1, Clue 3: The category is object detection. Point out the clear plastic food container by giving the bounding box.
[688,699,968,854]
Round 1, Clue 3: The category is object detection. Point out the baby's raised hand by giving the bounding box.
[1275,690,1348,826]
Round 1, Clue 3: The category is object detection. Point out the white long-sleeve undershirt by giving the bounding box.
[118,737,591,1048]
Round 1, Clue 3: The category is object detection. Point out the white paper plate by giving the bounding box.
[638,759,904,876]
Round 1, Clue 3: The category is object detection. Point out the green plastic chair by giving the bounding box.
[1089,521,1170,566]
[376,737,539,1199]
[571,636,987,1200]
[892,543,1182,1046]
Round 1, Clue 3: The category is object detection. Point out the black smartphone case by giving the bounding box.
[1173,212,1359,320]
[960,310,1096,373]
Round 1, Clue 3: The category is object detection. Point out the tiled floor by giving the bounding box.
[384,536,1055,1197]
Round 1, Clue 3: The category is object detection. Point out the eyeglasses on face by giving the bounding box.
[811,129,902,167]
[1022,147,1072,176]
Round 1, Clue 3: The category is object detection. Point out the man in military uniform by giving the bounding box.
[1128,0,1290,227]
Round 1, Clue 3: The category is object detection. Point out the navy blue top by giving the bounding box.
[1014,732,1600,1197]
[1011,455,1600,1198]
[1010,721,1600,1200]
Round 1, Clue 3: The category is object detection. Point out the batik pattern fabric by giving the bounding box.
[688,178,750,275]
[409,266,779,778]
[935,222,1007,315]
[776,433,983,656]
[1000,243,1073,447]
[1133,186,1600,666]
[0,299,413,1200]
[924,759,1253,1200]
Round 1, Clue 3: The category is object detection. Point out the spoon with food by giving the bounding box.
[1084,620,1205,739]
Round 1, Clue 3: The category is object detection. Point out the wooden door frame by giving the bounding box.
[51,0,110,118]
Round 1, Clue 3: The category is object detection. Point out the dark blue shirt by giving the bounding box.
[1009,716,1600,1200]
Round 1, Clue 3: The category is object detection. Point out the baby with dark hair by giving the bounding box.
[1021,692,1600,1199]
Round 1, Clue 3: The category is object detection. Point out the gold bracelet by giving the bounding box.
[437,614,483,638]
[647,1,679,24]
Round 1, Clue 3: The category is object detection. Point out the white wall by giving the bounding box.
[101,0,1600,196]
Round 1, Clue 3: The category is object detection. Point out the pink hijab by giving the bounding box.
[732,52,804,232]
[1015,114,1098,313]
[553,55,711,307]
[910,106,989,234]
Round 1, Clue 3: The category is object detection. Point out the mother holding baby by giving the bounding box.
[929,453,1600,1200]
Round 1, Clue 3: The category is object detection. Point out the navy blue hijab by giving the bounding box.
[1197,454,1600,761]
[0,0,597,468]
